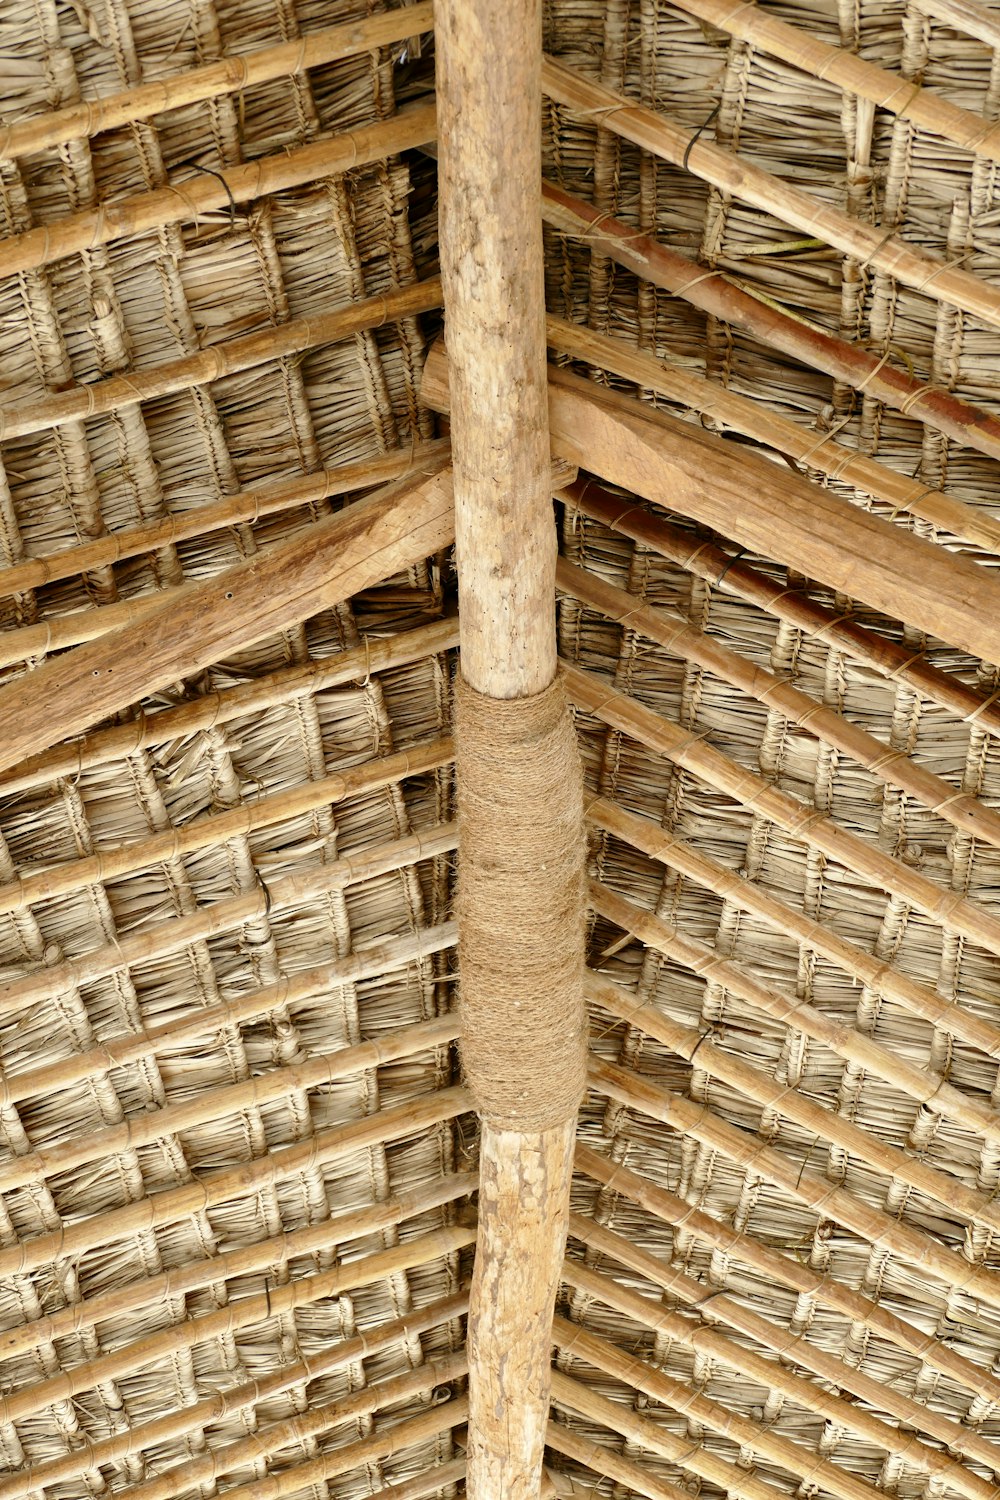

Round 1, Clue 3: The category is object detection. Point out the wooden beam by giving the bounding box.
[435,1,584,1496]
[422,342,1000,667]
[0,459,454,776]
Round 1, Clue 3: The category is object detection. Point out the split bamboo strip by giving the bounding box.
[0,279,442,440]
[0,824,457,1036]
[0,102,438,281]
[567,477,1000,741]
[562,1252,995,1500]
[560,557,1000,849]
[0,5,434,160]
[590,1057,1000,1311]
[911,0,1000,47]
[545,1420,689,1500]
[107,1352,469,1500]
[554,1319,894,1500]
[0,1012,459,1198]
[587,961,1000,1269]
[1,1176,473,1365]
[589,794,1000,1066]
[0,917,458,1107]
[436,2,582,1497]
[0,734,454,917]
[550,1369,793,1500]
[0,616,458,797]
[0,1086,469,1281]
[0,440,450,602]
[423,345,1000,666]
[575,1141,1000,1411]
[541,59,1000,333]
[174,1399,469,1500]
[669,0,1000,162]
[564,662,1000,961]
[0,466,454,770]
[2,1292,467,1500]
[0,1224,474,1428]
[546,310,1000,554]
[567,1213,1000,1484]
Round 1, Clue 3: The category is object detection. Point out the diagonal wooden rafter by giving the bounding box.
[421,343,1000,666]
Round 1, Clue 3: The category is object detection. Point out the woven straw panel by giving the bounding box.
[0,2,468,1497]
[544,0,1000,1496]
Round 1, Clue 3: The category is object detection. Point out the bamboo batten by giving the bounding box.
[0,5,434,161]
[668,0,1000,162]
[542,59,1000,333]
[0,736,453,916]
[912,0,1000,46]
[561,1254,994,1500]
[589,795,1000,1065]
[587,960,1000,1241]
[423,344,1000,665]
[0,440,450,603]
[0,1084,468,1282]
[590,1058,1000,1310]
[0,616,458,795]
[566,1214,1000,1482]
[563,664,1000,959]
[560,557,1000,851]
[0,104,438,280]
[3,1293,466,1500]
[1,280,442,441]
[567,478,1000,741]
[0,826,457,1035]
[573,1143,1000,1410]
[0,463,454,774]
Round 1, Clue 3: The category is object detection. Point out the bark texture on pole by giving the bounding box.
[435,2,587,1496]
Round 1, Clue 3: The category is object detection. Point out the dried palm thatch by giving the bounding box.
[4,0,1000,1496]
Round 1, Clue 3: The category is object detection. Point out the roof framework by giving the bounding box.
[2,1,1000,1498]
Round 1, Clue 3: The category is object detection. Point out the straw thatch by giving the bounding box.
[4,0,1000,1495]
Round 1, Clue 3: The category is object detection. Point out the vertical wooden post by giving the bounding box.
[435,3,585,1498]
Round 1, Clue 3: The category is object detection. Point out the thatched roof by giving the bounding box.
[2,0,1000,1496]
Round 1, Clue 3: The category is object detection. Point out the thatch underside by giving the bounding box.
[3,0,1000,1496]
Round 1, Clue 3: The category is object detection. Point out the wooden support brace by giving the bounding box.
[421,341,1000,667]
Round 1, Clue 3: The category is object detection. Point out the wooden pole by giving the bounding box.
[435,1,584,1496]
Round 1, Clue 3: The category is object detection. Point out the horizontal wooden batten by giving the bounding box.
[2,1291,466,1500]
[541,58,1000,334]
[560,556,1000,851]
[1,279,442,441]
[0,5,434,160]
[0,441,451,603]
[574,1140,1000,1410]
[421,342,1000,668]
[0,103,437,280]
[0,461,455,777]
[0,616,458,796]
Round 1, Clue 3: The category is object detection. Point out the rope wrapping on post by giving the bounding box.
[455,672,588,1131]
